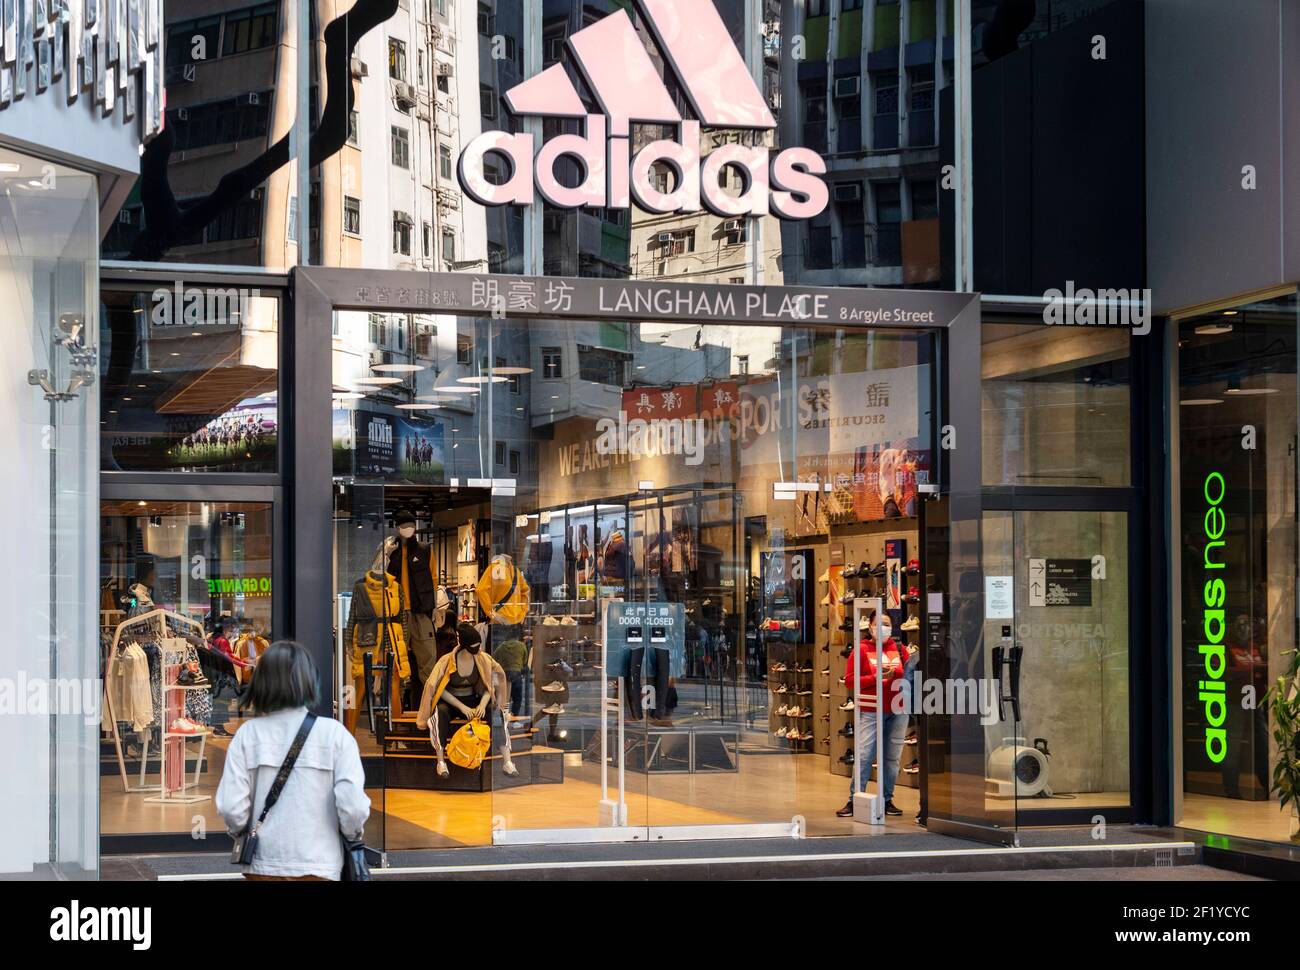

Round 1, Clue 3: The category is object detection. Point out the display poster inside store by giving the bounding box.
[335,408,444,484]
[173,399,277,469]
[1178,423,1270,801]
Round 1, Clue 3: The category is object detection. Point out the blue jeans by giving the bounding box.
[852,700,910,802]
[507,671,525,716]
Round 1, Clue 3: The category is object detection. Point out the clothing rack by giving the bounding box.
[102,608,208,795]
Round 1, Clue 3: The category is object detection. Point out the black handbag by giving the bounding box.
[340,833,381,881]
[230,713,317,866]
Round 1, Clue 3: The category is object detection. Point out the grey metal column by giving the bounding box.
[295,0,312,264]
[290,269,335,710]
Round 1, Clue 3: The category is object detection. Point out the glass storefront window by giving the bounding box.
[982,320,1131,487]
[1176,293,1298,843]
[0,148,100,877]
[99,500,274,842]
[99,285,280,473]
[328,305,938,848]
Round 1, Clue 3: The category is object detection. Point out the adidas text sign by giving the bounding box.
[458,0,828,220]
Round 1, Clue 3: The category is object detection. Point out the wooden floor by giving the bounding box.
[1181,792,1298,843]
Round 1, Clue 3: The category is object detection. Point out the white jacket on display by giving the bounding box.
[215,707,371,880]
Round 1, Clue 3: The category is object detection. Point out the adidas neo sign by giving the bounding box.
[458,0,828,220]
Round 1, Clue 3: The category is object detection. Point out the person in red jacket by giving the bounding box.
[837,610,912,818]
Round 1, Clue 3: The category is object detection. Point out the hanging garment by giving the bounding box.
[344,572,411,679]
[475,555,531,624]
[106,642,154,732]
[388,536,438,615]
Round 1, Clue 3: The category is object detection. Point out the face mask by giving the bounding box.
[398,525,415,539]
[877,624,892,639]
[465,643,481,655]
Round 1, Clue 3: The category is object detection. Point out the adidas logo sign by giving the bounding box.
[458,0,828,220]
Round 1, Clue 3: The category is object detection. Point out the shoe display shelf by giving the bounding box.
[142,667,212,805]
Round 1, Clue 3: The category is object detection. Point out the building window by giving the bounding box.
[222,4,277,57]
[166,92,272,151]
[347,110,359,145]
[737,355,749,375]
[509,450,520,475]
[441,231,455,264]
[165,16,220,69]
[911,179,939,221]
[422,222,432,257]
[656,229,695,257]
[478,2,494,35]
[808,0,828,15]
[494,441,506,466]
[391,126,410,168]
[542,347,563,380]
[389,38,407,81]
[417,49,425,87]
[801,79,828,154]
[497,356,521,393]
[457,334,473,365]
[344,196,361,235]
[439,144,453,180]
[393,213,412,255]
[578,347,627,386]
[873,74,900,150]
[840,0,863,10]
[480,84,498,120]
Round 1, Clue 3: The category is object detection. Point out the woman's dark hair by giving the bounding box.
[246,640,320,713]
[457,623,481,650]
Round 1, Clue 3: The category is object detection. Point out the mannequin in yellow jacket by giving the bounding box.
[343,570,412,734]
[416,623,516,778]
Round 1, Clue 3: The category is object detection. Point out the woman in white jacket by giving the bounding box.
[215,641,370,881]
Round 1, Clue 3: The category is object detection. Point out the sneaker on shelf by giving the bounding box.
[838,700,854,711]
[900,616,920,632]
[838,724,855,737]
[775,727,789,739]
[560,615,578,626]
[870,561,887,577]
[770,663,787,672]
[169,717,205,735]
[817,569,829,584]
[542,704,566,715]
[838,751,855,765]
[905,559,921,575]
[820,713,831,721]
[776,704,789,715]
[785,706,802,718]
[904,587,921,603]
[839,592,857,605]
[820,667,831,676]
[819,595,830,606]
[904,761,921,775]
[842,563,858,578]
[775,684,789,694]
[542,615,561,626]
[905,734,919,745]
[820,691,831,699]
[840,645,854,658]
[541,681,566,692]
[796,665,813,673]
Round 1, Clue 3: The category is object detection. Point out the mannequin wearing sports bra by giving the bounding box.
[416,624,515,778]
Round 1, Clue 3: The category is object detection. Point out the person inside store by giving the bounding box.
[416,623,516,778]
[837,609,912,819]
[492,628,529,717]
[215,640,370,881]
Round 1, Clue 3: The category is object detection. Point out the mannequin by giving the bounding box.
[378,508,445,686]
[416,624,516,778]
[343,568,411,734]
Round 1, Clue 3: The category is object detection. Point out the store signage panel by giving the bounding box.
[984,576,1013,620]
[605,600,685,681]
[334,271,975,330]
[1042,559,1091,607]
[0,0,165,141]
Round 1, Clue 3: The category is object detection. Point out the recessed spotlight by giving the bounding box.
[0,163,20,173]
[190,331,202,337]
[1194,323,1233,336]
[1222,310,1239,316]
[122,396,132,401]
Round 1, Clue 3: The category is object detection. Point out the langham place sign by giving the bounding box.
[0,0,164,138]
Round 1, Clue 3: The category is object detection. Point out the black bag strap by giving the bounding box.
[251,713,316,834]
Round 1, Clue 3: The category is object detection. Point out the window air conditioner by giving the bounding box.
[722,218,744,234]
[833,182,862,203]
[351,57,368,78]
[656,232,675,244]
[436,61,454,76]
[247,92,260,105]
[833,76,861,99]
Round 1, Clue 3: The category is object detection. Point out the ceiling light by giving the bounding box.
[457,375,509,384]
[333,392,365,400]
[0,163,20,173]
[1224,387,1278,396]
[1221,310,1239,316]
[1180,398,1223,406]
[25,179,41,188]
[372,363,424,373]
[1194,323,1233,336]
[352,376,404,386]
[190,331,202,337]
[489,366,532,376]
[397,403,441,410]
[432,386,480,394]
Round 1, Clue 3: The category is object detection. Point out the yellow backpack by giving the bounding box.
[447,719,492,770]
